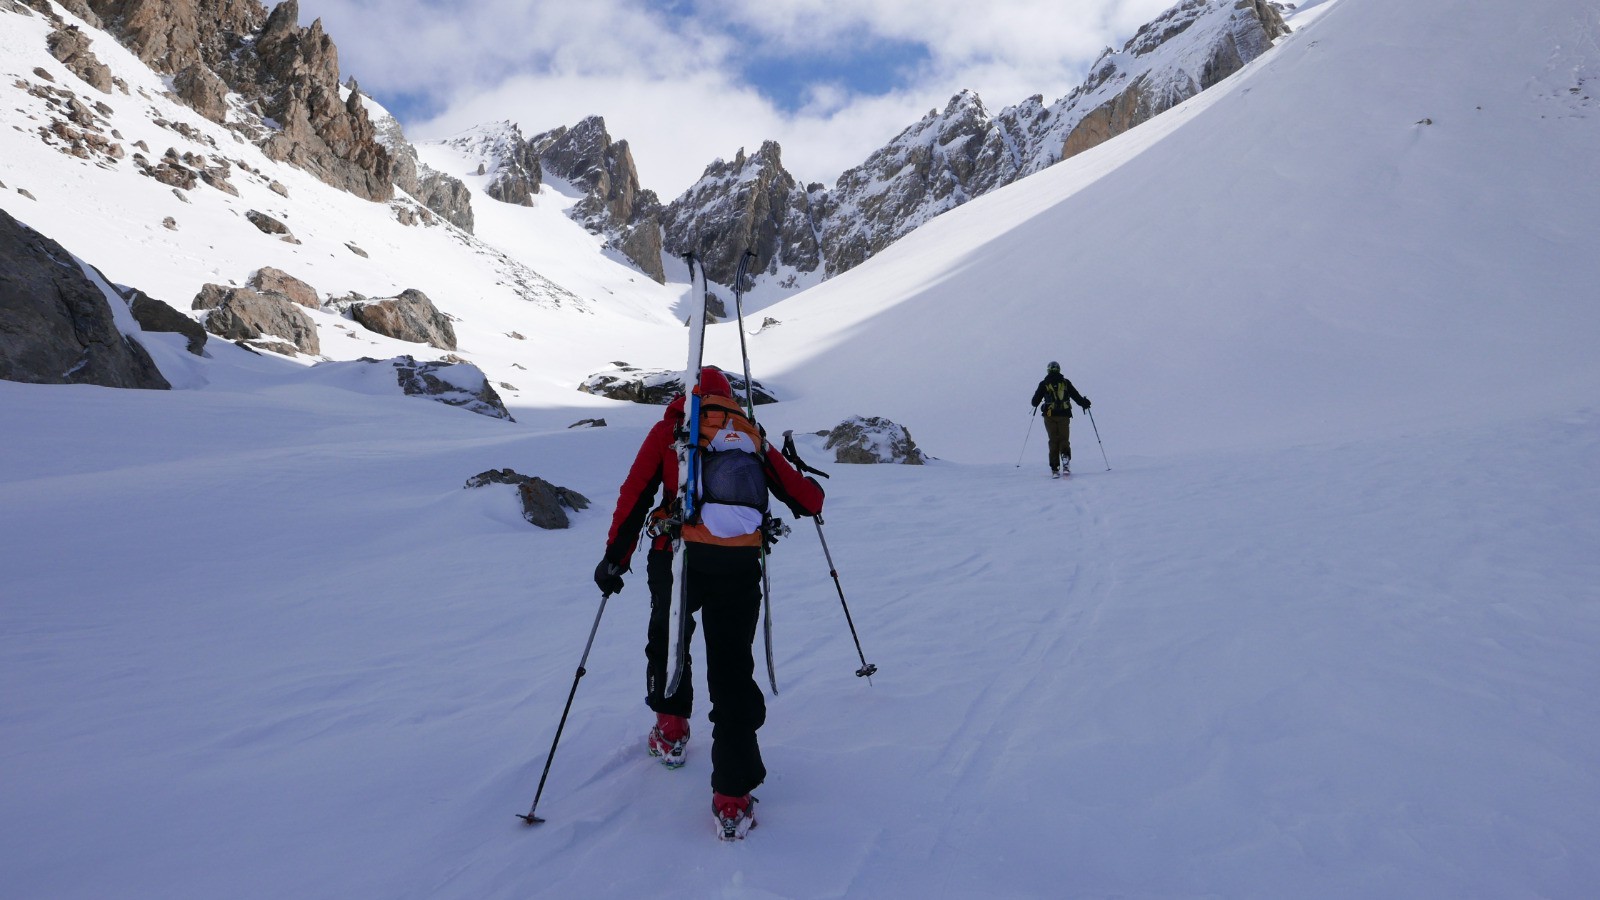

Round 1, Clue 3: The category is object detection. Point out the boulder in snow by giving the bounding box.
[192,284,320,356]
[0,209,169,389]
[389,355,512,420]
[349,289,456,350]
[579,363,777,405]
[823,416,927,465]
[128,290,206,356]
[247,266,320,309]
[463,468,590,529]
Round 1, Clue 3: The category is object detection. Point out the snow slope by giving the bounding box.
[733,0,1600,461]
[4,0,1599,897]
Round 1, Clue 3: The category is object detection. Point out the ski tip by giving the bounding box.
[518,813,546,826]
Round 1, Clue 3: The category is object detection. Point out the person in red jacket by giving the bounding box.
[594,365,824,839]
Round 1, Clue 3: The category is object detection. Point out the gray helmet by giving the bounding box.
[1047,361,1060,372]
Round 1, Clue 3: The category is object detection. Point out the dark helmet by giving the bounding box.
[1047,361,1061,373]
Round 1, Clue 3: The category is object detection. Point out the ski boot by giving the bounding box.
[713,792,758,841]
[647,713,689,769]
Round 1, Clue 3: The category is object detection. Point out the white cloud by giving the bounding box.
[293,0,1190,197]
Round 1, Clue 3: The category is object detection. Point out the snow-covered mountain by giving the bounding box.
[4,0,1600,896]
[668,0,1291,299]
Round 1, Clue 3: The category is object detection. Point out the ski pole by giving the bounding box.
[518,591,611,825]
[1086,408,1110,471]
[780,432,877,680]
[1015,406,1038,467]
[811,514,877,680]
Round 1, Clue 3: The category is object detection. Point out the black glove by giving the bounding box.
[1081,397,1091,410]
[593,559,625,595]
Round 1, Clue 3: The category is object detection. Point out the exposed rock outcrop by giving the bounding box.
[1059,0,1290,159]
[531,117,664,283]
[172,61,228,123]
[578,363,776,406]
[127,290,206,355]
[820,91,994,275]
[659,0,1289,293]
[462,469,590,529]
[366,84,474,232]
[47,24,114,93]
[246,266,318,309]
[823,416,927,465]
[192,283,319,355]
[662,141,822,290]
[348,289,456,350]
[387,355,511,420]
[0,209,170,389]
[253,2,393,201]
[87,0,394,201]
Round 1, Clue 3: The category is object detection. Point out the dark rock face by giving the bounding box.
[128,290,206,355]
[662,140,821,290]
[387,355,511,420]
[820,92,993,276]
[532,117,664,283]
[578,363,777,406]
[462,468,590,529]
[660,0,1289,294]
[439,120,541,213]
[349,289,456,350]
[1059,0,1290,160]
[823,416,927,465]
[191,284,319,355]
[0,209,170,389]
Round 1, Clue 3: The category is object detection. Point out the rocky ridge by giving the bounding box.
[81,0,394,201]
[529,117,664,283]
[667,0,1290,290]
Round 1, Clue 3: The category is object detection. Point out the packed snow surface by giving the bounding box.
[3,0,1599,897]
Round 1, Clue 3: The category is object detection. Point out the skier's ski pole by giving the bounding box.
[518,591,611,825]
[1086,408,1110,471]
[1015,406,1038,467]
[780,432,877,680]
[812,514,877,680]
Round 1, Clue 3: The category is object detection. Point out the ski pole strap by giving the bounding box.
[780,431,831,479]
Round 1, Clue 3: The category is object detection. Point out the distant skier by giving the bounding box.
[594,365,825,840]
[1030,361,1091,478]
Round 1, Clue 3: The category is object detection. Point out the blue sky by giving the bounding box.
[292,0,1175,195]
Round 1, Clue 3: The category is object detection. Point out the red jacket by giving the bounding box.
[603,394,825,566]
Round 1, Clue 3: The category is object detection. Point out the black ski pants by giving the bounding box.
[645,545,767,796]
[1044,414,1073,471]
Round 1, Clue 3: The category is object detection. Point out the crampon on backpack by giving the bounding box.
[691,394,769,542]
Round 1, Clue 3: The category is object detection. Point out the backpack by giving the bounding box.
[693,394,769,538]
[1041,379,1071,416]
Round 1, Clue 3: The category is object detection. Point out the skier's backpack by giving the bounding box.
[1041,379,1071,416]
[694,394,769,538]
